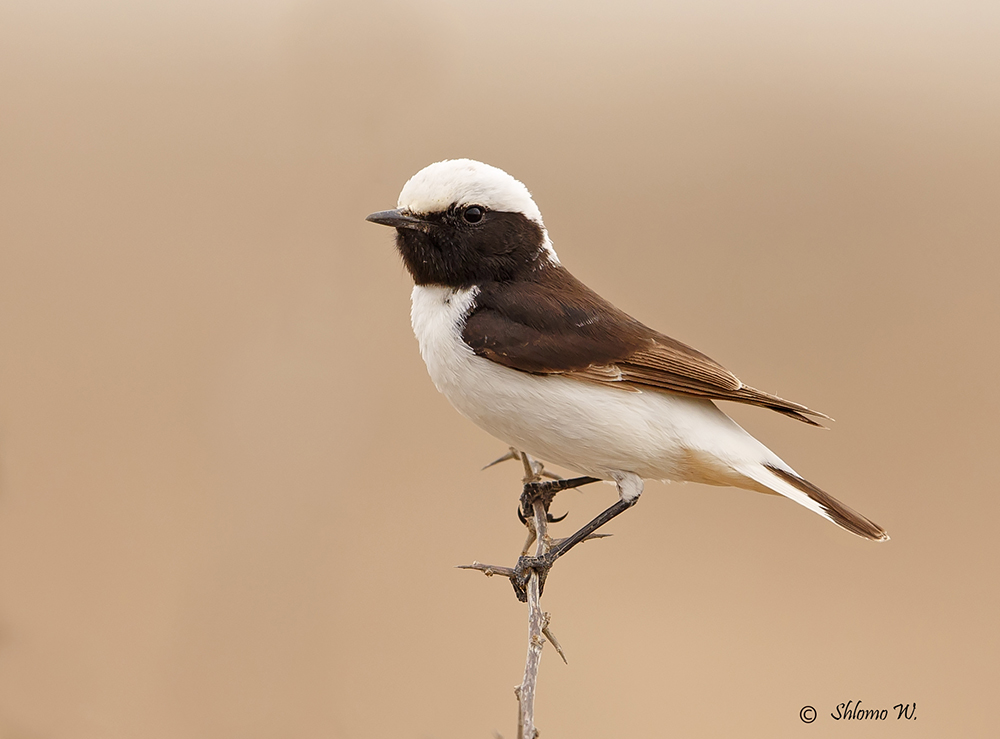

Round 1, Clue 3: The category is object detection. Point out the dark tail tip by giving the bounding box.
[766,465,889,542]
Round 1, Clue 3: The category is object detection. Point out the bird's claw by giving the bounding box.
[517,506,568,526]
[511,552,558,602]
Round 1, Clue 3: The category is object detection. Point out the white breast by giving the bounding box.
[409,284,483,396]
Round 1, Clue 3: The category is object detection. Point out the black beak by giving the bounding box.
[365,209,432,232]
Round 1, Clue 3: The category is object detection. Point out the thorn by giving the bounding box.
[542,615,568,665]
[456,562,517,578]
[484,447,565,480]
[548,532,612,550]
[520,452,541,483]
[482,447,520,471]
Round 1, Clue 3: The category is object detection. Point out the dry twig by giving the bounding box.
[460,451,612,738]
[517,478,548,739]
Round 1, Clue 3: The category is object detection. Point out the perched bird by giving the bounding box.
[367,159,887,546]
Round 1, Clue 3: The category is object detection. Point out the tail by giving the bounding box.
[743,464,889,542]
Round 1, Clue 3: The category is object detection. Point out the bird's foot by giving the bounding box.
[518,476,602,523]
[511,551,559,602]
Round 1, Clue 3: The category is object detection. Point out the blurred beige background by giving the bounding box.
[1,1,998,737]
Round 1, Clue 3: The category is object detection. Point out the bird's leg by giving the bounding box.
[512,473,642,600]
[508,474,607,600]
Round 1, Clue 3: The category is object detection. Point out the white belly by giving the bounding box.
[409,285,779,486]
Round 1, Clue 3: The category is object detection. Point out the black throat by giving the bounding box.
[395,210,549,288]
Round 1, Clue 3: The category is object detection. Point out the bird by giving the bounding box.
[366,158,888,557]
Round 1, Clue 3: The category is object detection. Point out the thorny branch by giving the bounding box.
[458,450,608,739]
[516,490,548,739]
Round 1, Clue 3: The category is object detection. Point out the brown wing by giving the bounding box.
[613,341,829,425]
[463,266,829,426]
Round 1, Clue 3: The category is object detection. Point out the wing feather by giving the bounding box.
[462,267,829,425]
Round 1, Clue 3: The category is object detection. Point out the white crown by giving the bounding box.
[397,159,545,226]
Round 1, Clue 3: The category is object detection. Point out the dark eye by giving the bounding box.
[462,205,485,224]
